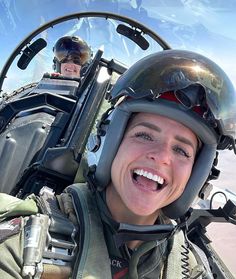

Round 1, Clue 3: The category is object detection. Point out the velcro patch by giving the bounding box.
[0,217,22,243]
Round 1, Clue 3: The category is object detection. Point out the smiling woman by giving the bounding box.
[82,49,236,278]
[0,1,236,278]
[107,113,198,223]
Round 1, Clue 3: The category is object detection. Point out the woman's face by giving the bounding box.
[60,62,81,78]
[106,112,198,223]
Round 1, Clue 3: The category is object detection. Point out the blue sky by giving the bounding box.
[1,0,236,90]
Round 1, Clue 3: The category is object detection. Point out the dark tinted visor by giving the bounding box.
[54,38,91,65]
[60,54,82,66]
[111,50,236,138]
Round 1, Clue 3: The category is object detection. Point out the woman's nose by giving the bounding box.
[146,143,171,165]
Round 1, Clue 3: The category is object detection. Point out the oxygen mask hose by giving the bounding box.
[128,239,167,279]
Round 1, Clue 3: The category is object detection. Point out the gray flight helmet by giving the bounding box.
[53,35,92,73]
[88,49,236,219]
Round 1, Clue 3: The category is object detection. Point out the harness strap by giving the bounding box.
[66,183,112,279]
[21,187,77,279]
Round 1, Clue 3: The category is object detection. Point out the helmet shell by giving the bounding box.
[53,36,92,72]
[88,50,236,219]
[110,50,236,139]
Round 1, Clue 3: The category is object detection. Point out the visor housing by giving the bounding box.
[110,50,236,139]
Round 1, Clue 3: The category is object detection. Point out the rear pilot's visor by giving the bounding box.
[55,38,91,65]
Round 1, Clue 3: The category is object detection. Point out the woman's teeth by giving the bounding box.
[133,169,165,190]
[133,169,164,184]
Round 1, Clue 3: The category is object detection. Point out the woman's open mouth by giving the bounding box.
[132,168,167,191]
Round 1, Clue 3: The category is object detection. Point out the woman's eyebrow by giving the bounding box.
[175,135,196,151]
[130,122,161,132]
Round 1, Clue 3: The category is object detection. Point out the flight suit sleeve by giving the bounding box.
[0,217,24,279]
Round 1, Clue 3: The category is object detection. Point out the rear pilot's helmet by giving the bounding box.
[87,49,236,219]
[53,35,92,73]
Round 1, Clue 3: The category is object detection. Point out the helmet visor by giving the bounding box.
[54,37,91,65]
[111,50,236,138]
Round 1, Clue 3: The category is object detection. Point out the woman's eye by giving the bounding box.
[174,146,191,158]
[134,132,153,141]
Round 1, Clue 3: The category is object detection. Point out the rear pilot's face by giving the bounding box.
[106,112,198,223]
[60,62,81,78]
